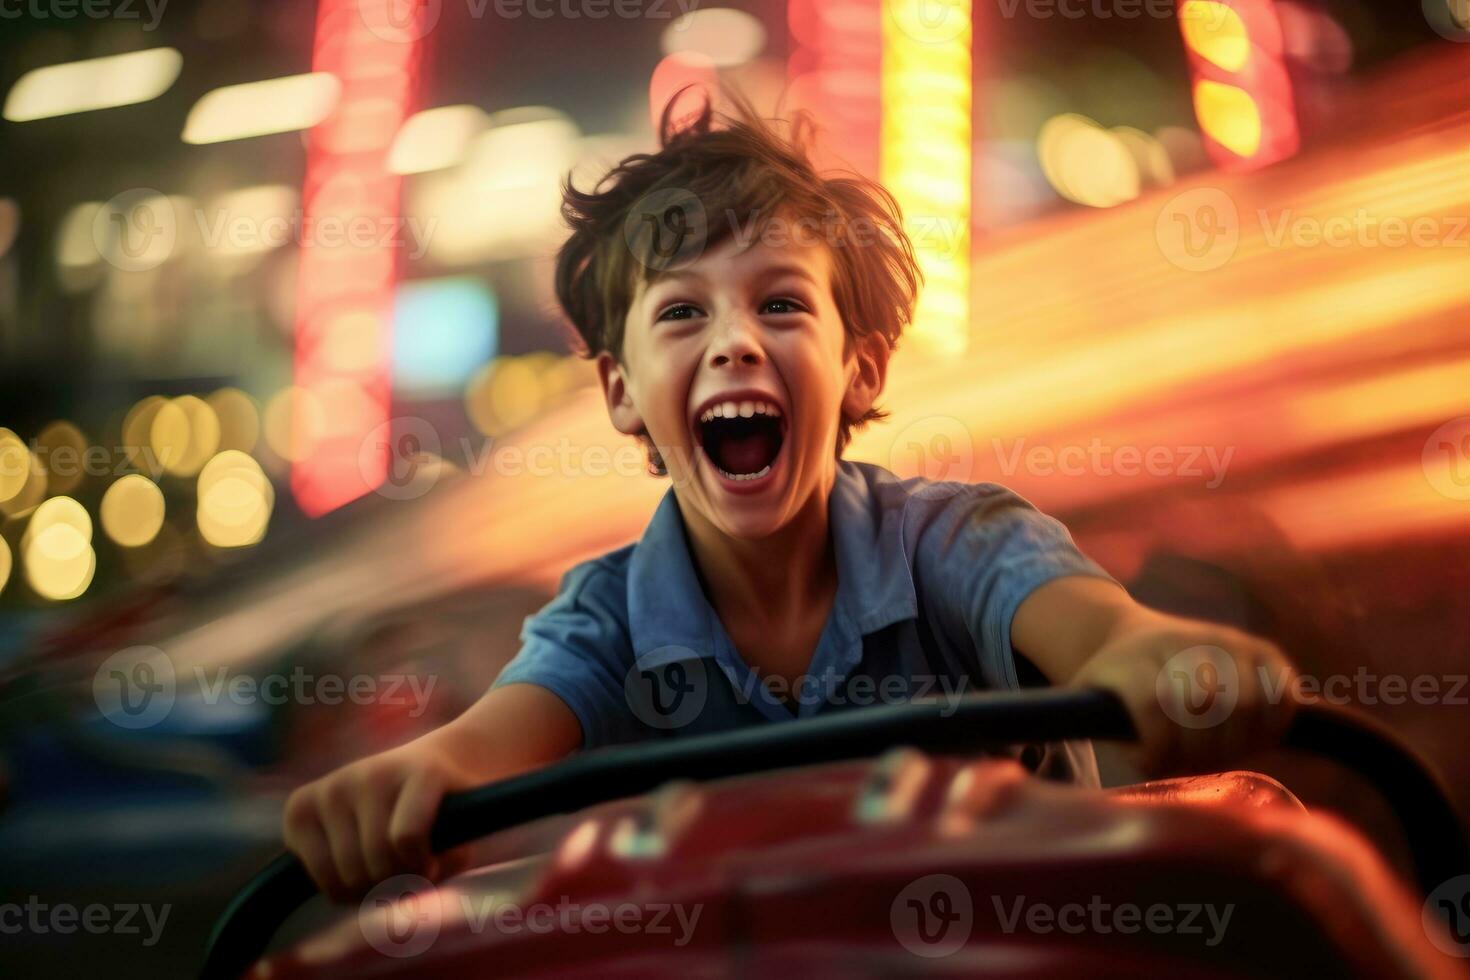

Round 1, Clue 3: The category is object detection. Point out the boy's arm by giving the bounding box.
[1011,575,1298,775]
[284,682,581,901]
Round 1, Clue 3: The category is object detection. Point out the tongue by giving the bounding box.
[714,431,778,475]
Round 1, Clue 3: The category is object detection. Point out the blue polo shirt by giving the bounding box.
[493,459,1118,785]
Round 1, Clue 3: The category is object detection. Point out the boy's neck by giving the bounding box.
[676,468,840,633]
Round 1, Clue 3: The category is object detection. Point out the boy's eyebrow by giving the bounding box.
[750,262,820,287]
[641,260,821,302]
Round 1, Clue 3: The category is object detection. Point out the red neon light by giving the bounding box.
[291,0,428,516]
[786,0,881,178]
[1178,0,1299,172]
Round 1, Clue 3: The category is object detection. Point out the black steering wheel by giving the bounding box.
[199,688,1468,979]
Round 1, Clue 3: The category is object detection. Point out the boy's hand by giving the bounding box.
[1069,616,1299,776]
[283,739,477,902]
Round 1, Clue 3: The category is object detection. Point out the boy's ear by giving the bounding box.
[841,330,890,421]
[595,351,646,437]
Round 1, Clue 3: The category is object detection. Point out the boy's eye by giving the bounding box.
[761,297,807,315]
[656,303,702,322]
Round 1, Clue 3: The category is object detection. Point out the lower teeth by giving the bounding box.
[717,463,771,482]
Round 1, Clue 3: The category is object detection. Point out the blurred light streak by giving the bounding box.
[410,111,580,265]
[291,0,428,516]
[200,185,300,271]
[182,73,342,145]
[1261,463,1469,551]
[662,8,767,68]
[3,48,182,122]
[1178,0,1298,171]
[881,0,971,356]
[0,536,9,596]
[787,0,881,177]
[388,105,489,175]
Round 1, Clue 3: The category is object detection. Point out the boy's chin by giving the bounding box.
[685,446,798,539]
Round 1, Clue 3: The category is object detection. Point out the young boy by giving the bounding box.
[284,98,1296,901]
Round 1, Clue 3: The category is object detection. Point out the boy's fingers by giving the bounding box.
[285,802,340,898]
[321,786,369,899]
[1087,661,1174,776]
[387,767,442,872]
[357,789,397,884]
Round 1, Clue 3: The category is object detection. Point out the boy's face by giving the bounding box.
[598,227,887,540]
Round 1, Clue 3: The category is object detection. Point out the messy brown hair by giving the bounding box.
[554,89,921,468]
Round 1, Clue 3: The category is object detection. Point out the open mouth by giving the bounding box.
[694,398,786,483]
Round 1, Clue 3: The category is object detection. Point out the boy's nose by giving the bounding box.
[706,314,765,369]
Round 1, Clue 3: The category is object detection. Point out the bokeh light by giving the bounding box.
[0,447,47,519]
[150,395,222,477]
[465,357,545,437]
[0,427,29,505]
[1038,114,1141,209]
[3,48,183,122]
[22,496,96,601]
[100,474,167,548]
[197,450,274,548]
[208,388,261,454]
[182,72,341,145]
[263,386,324,463]
[388,105,489,175]
[661,9,767,68]
[36,420,88,496]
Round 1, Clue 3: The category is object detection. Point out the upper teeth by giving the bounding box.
[699,400,782,423]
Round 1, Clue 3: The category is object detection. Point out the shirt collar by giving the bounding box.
[626,460,919,664]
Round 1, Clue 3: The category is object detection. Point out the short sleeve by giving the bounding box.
[912,483,1118,691]
[491,561,643,750]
